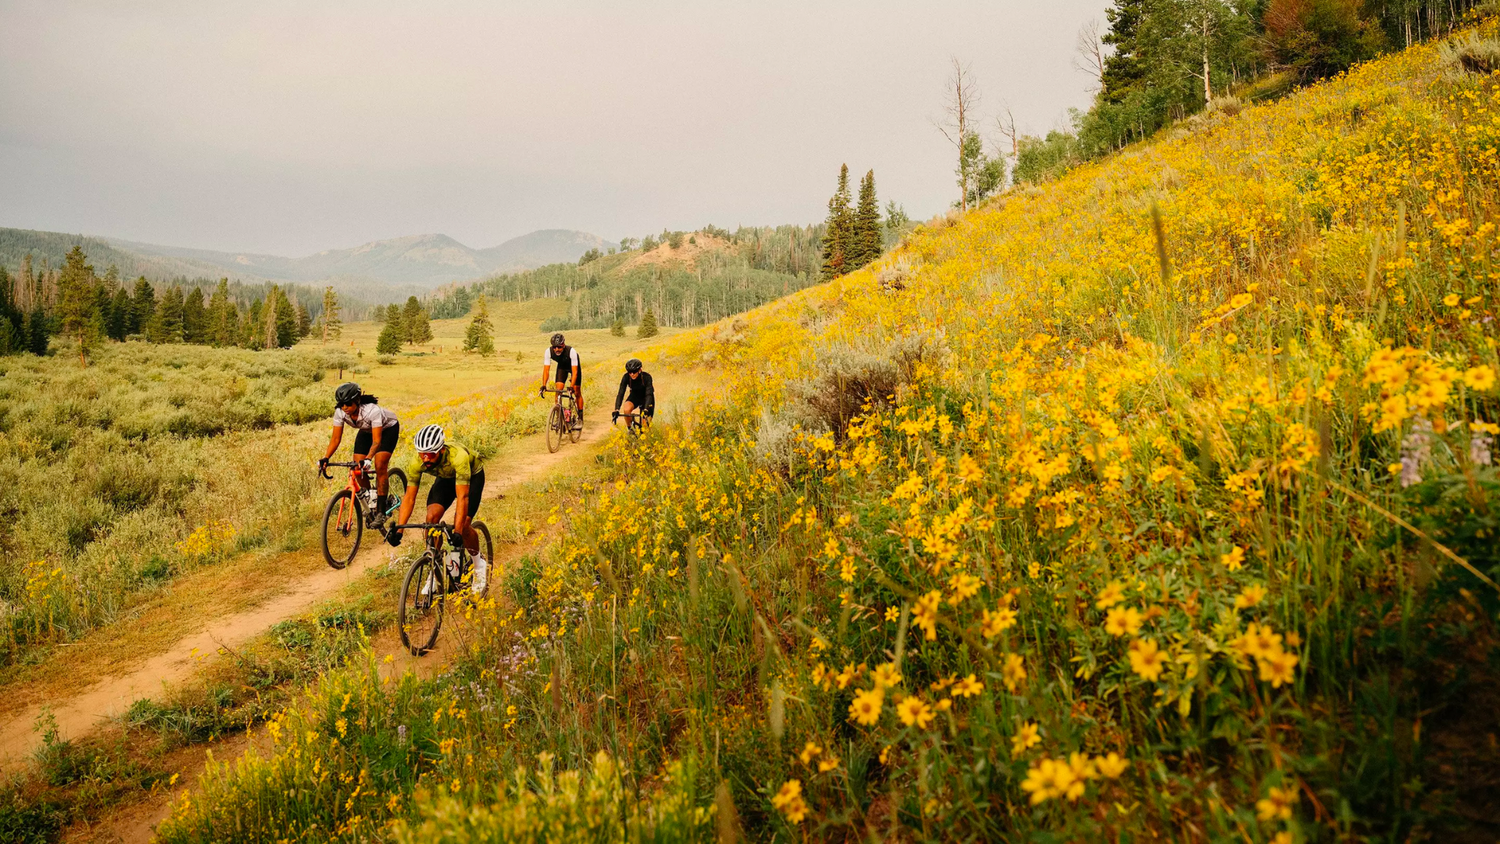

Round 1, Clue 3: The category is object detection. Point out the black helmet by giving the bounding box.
[625,358,643,373]
[550,333,566,347]
[334,382,362,406]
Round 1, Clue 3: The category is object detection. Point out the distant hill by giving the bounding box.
[0,227,612,297]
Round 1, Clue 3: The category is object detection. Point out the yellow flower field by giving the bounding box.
[160,19,1500,843]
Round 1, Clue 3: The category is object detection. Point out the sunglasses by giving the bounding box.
[418,451,441,460]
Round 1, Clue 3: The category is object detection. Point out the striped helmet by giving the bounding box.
[413,424,446,453]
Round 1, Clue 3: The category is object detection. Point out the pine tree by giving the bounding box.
[849,170,883,270]
[462,296,495,354]
[610,318,625,337]
[207,280,236,347]
[820,164,854,280]
[402,296,432,345]
[270,286,297,348]
[25,303,50,355]
[129,278,155,336]
[148,287,184,343]
[107,288,130,340]
[296,302,312,338]
[321,287,342,344]
[57,246,100,364]
[637,307,659,338]
[182,287,207,343]
[376,303,404,355]
[244,300,265,350]
[1101,0,1150,105]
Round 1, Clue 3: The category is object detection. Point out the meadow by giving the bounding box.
[148,18,1500,844]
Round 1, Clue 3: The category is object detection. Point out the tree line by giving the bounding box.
[424,224,827,331]
[0,245,358,361]
[375,297,434,355]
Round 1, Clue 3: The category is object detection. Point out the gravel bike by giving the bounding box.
[542,386,582,453]
[613,408,652,436]
[319,460,408,569]
[394,520,494,656]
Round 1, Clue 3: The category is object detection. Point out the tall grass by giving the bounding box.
[160,21,1500,842]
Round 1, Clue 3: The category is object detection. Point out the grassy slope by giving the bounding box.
[159,23,1500,844]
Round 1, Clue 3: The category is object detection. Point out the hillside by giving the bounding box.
[150,19,1500,842]
[0,227,611,295]
[428,224,824,329]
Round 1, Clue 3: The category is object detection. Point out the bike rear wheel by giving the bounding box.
[399,552,445,655]
[321,489,362,569]
[546,405,563,453]
[382,468,408,523]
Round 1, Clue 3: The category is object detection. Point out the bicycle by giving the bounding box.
[394,520,494,655]
[613,409,652,436]
[319,460,409,569]
[542,386,583,453]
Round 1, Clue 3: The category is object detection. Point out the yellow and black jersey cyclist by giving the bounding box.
[387,424,490,591]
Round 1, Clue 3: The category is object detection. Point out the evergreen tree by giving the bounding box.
[637,307,659,338]
[244,300,265,350]
[148,287,184,343]
[56,246,100,364]
[266,285,297,348]
[296,302,312,338]
[321,286,342,344]
[462,296,495,354]
[107,288,130,340]
[25,303,50,355]
[820,164,854,280]
[850,170,884,270]
[376,303,404,355]
[402,296,432,345]
[610,318,626,337]
[207,280,236,347]
[1101,0,1150,105]
[129,277,155,336]
[182,287,207,343]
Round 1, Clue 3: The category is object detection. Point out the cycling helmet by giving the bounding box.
[412,424,446,453]
[334,382,362,406]
[550,333,566,347]
[625,358,643,373]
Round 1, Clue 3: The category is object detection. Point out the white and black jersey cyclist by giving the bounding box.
[318,382,399,525]
[613,359,655,427]
[538,332,584,426]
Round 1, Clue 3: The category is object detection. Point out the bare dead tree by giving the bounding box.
[996,105,1020,161]
[1073,19,1107,91]
[935,57,980,212]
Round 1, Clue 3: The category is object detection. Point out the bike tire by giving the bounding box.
[569,412,582,443]
[384,468,408,521]
[474,521,493,566]
[546,405,563,453]
[398,552,445,655]
[321,489,362,569]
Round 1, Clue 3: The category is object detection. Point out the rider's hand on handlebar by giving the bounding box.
[318,457,329,472]
[612,410,620,421]
[538,385,546,397]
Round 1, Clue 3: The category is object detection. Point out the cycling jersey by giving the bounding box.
[544,345,581,372]
[403,443,483,488]
[332,403,397,430]
[616,371,655,413]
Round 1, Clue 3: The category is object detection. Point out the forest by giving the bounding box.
[426,223,826,331]
[0,246,363,359]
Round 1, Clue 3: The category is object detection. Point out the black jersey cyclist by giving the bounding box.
[612,358,655,428]
[539,332,584,429]
[318,383,400,526]
[387,424,491,593]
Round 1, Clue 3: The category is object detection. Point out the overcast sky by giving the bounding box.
[0,0,1109,256]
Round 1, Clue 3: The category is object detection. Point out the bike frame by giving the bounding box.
[321,460,374,537]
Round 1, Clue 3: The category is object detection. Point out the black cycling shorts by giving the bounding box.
[426,469,485,519]
[353,422,400,456]
[554,367,583,389]
[622,385,651,410]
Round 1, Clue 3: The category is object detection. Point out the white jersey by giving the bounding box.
[332,403,398,430]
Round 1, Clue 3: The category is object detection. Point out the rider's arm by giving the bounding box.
[453,484,471,535]
[360,425,382,460]
[570,348,580,386]
[644,373,656,412]
[539,363,551,389]
[615,374,628,412]
[322,423,344,461]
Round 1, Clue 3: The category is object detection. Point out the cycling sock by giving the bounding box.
[377,494,388,513]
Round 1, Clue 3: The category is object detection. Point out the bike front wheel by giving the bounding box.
[569,410,582,443]
[399,552,445,655]
[382,468,408,522]
[321,489,362,569]
[546,405,563,453]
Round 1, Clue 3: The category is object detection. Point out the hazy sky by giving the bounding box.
[0,0,1109,256]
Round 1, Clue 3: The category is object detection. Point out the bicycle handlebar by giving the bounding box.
[319,459,370,480]
[542,387,575,396]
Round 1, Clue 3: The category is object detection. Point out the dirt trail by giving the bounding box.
[0,413,611,769]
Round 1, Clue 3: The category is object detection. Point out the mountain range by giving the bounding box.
[0,227,612,300]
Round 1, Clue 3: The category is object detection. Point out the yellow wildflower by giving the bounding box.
[1234,584,1267,609]
[848,687,883,726]
[1105,606,1144,637]
[771,779,808,824]
[1095,580,1125,609]
[1011,722,1041,758]
[1127,638,1166,681]
[1256,785,1297,821]
[896,695,935,729]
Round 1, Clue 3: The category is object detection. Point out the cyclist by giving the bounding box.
[612,358,655,430]
[386,424,491,594]
[318,382,399,527]
[539,332,584,430]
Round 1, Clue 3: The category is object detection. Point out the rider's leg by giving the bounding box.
[373,451,392,497]
[573,383,584,416]
[620,399,636,424]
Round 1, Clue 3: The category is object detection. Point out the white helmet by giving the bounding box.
[413,424,446,453]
